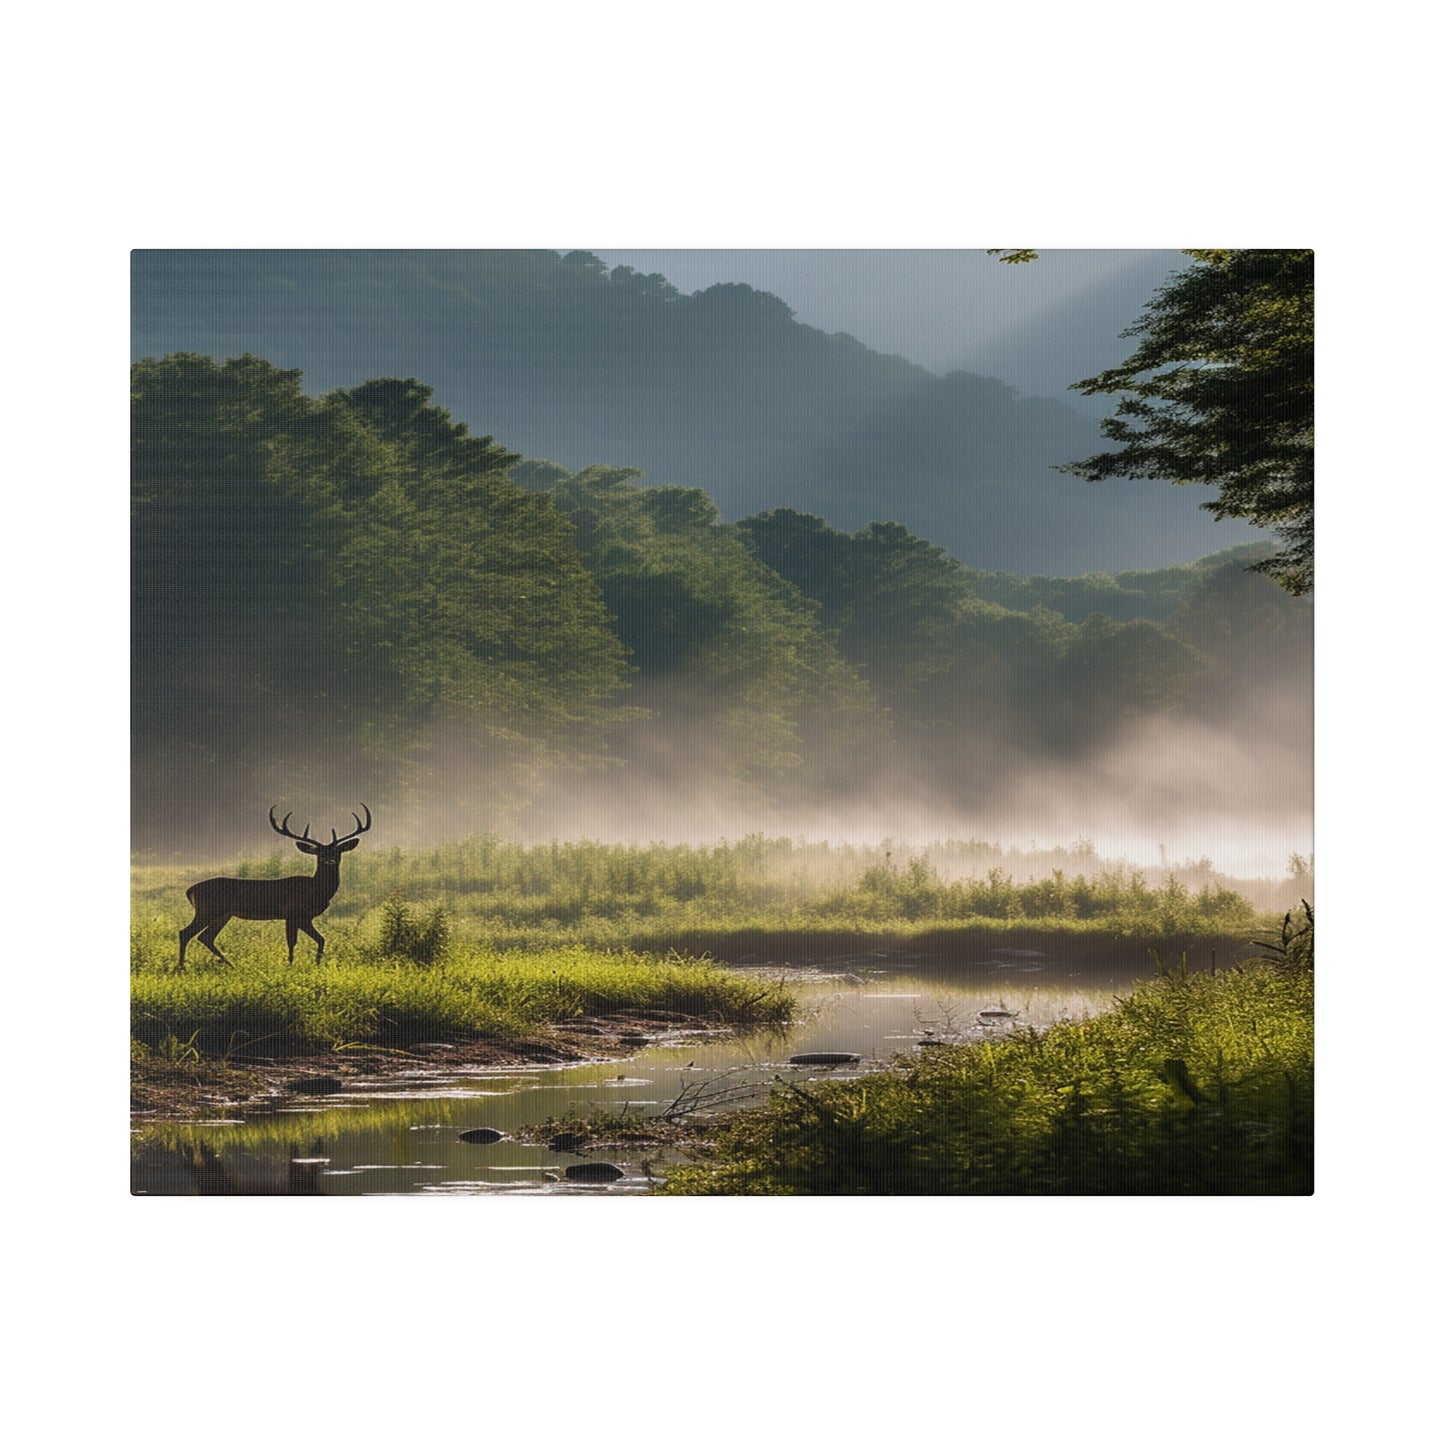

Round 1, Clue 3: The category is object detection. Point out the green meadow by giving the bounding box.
[131,935,791,1062]
[132,835,1283,1065]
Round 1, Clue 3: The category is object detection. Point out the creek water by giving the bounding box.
[131,962,1136,1197]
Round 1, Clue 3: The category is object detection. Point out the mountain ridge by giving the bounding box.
[131,249,1259,574]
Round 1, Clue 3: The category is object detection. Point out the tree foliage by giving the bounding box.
[1060,249,1314,594]
[735,509,1240,789]
[131,356,631,847]
[132,352,1310,851]
[737,508,979,702]
[542,471,884,796]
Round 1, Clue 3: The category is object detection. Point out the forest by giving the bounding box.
[131,353,1311,858]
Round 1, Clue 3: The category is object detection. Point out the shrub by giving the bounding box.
[375,894,451,964]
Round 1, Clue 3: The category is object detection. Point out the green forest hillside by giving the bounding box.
[132,354,1311,855]
[130,250,1257,574]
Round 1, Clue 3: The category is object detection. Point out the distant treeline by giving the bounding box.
[132,355,1312,852]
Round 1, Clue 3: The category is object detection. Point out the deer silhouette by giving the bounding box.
[178,806,371,968]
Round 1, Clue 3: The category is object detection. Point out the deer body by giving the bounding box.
[179,806,370,967]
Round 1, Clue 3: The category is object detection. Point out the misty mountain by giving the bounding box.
[131,249,1256,575]
[592,248,1187,407]
[131,354,1308,854]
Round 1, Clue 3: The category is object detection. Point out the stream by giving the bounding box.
[131,961,1137,1196]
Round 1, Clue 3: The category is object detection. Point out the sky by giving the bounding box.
[593,248,1185,413]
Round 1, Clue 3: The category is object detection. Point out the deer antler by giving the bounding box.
[335,805,372,843]
[270,804,370,844]
[269,807,314,842]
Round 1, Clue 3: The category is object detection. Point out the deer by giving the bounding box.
[178,805,372,968]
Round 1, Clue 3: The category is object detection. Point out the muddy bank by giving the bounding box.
[129,938,1257,1126]
[130,1010,723,1125]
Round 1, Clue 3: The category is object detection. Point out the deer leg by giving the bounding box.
[298,919,325,962]
[285,918,299,963]
[179,917,204,969]
[197,920,232,964]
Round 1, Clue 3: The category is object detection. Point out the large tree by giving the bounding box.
[994,249,1314,593]
[1065,250,1313,594]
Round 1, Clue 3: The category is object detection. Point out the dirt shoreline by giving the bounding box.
[130,941,1253,1125]
[130,1012,715,1125]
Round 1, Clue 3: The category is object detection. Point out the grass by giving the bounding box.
[130,835,1288,1073]
[134,1095,476,1156]
[134,834,1272,956]
[658,946,1313,1196]
[132,932,791,1060]
[131,839,1311,1195]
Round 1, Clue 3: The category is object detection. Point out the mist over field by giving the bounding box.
[384,687,1309,881]
[131,250,1312,890]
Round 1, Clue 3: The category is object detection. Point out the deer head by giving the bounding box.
[269,804,372,864]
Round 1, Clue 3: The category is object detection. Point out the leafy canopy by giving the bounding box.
[131,355,633,844]
[538,469,883,795]
[997,249,1314,594]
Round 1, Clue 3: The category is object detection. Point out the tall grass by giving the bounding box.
[131,837,1289,1064]
[133,834,1273,953]
[660,955,1313,1195]
[131,941,792,1059]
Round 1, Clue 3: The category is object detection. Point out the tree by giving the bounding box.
[1056,613,1209,746]
[540,470,884,796]
[736,509,979,702]
[738,505,1222,788]
[131,356,634,849]
[132,353,403,841]
[1168,559,1313,706]
[329,380,637,804]
[993,249,1313,594]
[1068,250,1313,594]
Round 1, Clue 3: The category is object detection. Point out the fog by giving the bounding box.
[319,687,1311,889]
[163,686,1310,899]
[517,755,1304,882]
[131,250,1310,885]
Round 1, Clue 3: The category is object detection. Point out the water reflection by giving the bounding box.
[132,970,1128,1196]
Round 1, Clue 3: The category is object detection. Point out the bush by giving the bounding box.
[375,894,451,964]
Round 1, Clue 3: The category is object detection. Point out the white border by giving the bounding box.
[8,2,1435,1435]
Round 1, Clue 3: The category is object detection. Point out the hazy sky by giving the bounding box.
[595,248,1184,413]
